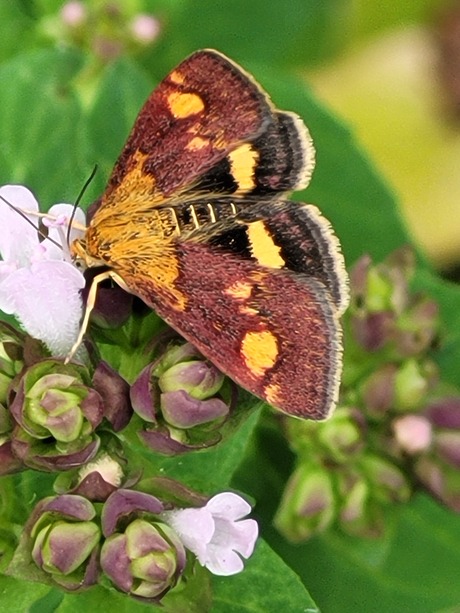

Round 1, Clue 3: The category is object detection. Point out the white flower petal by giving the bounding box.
[0,185,39,266]
[161,507,215,562]
[42,204,86,261]
[0,260,85,356]
[205,545,245,576]
[207,492,252,521]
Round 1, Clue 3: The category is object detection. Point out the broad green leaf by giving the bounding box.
[84,58,153,198]
[0,49,87,207]
[212,540,318,613]
[150,0,349,71]
[0,576,52,609]
[266,495,460,613]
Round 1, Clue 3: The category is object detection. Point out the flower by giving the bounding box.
[129,14,161,45]
[161,492,258,576]
[0,185,86,357]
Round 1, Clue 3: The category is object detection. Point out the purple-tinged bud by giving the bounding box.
[274,464,335,542]
[101,519,185,600]
[131,342,232,455]
[392,414,433,454]
[360,364,397,416]
[100,489,185,600]
[393,297,439,357]
[9,359,104,471]
[435,432,460,468]
[60,1,87,28]
[362,455,411,504]
[158,361,224,399]
[316,407,366,462]
[129,14,161,45]
[394,359,438,412]
[160,391,228,429]
[92,361,132,432]
[351,311,395,352]
[7,495,100,590]
[337,471,372,534]
[10,360,103,443]
[426,397,460,429]
[415,456,460,512]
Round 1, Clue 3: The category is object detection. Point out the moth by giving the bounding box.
[71,49,349,420]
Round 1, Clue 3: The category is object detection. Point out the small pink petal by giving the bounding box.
[393,414,433,454]
[0,260,85,356]
[207,492,252,521]
[161,507,214,562]
[0,185,39,266]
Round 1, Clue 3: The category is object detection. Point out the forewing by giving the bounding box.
[99,50,273,209]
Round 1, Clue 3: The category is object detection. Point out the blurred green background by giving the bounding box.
[1,2,460,611]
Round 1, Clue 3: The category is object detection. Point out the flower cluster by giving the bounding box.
[276,248,460,541]
[45,1,161,62]
[7,483,257,598]
[0,187,258,603]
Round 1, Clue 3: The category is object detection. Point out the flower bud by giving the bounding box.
[9,360,104,471]
[392,414,433,454]
[131,342,231,455]
[129,14,161,45]
[0,322,25,405]
[100,489,185,600]
[393,359,438,411]
[9,495,100,590]
[274,464,335,542]
[53,440,130,502]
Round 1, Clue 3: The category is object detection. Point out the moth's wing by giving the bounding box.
[114,200,347,419]
[193,110,315,198]
[92,50,315,222]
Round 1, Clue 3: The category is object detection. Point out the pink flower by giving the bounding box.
[161,492,258,576]
[393,414,433,454]
[0,185,86,357]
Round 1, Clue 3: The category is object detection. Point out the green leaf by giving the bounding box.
[0,49,87,207]
[150,0,349,70]
[266,495,460,613]
[0,576,52,609]
[84,58,153,198]
[212,539,318,613]
[125,401,263,492]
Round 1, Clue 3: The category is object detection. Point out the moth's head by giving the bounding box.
[70,237,103,270]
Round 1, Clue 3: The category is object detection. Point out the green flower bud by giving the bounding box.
[275,464,335,542]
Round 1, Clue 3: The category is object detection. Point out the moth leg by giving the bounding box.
[65,270,126,363]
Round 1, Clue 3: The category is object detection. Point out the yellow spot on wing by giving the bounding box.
[168,91,205,118]
[228,143,259,193]
[225,281,253,300]
[247,221,284,268]
[264,383,281,405]
[169,70,185,84]
[186,136,210,151]
[241,330,278,377]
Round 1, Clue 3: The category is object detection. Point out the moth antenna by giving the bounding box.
[67,164,98,245]
[0,193,62,250]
